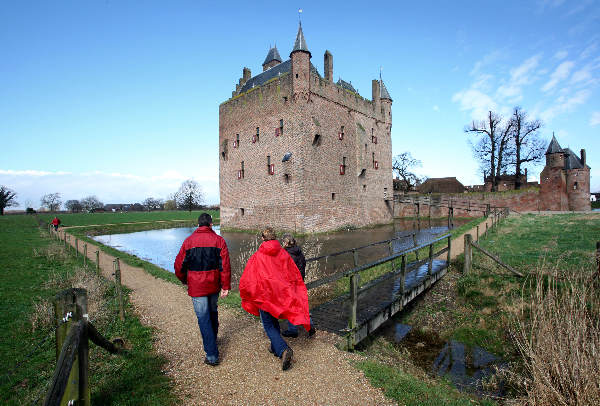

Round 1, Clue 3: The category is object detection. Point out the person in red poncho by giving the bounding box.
[239,227,310,371]
[51,217,61,231]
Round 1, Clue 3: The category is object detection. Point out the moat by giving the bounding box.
[92,218,469,288]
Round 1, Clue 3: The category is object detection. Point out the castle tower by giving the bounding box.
[539,135,591,211]
[218,22,394,232]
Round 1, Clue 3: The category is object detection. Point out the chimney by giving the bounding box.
[372,79,380,111]
[324,50,333,82]
[581,149,586,167]
[242,67,251,83]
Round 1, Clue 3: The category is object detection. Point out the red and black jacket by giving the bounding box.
[174,226,231,297]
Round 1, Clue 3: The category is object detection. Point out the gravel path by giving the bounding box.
[54,216,500,405]
[57,229,394,405]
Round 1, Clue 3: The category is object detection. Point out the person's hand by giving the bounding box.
[220,289,229,298]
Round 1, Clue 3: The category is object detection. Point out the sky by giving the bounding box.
[1,0,599,209]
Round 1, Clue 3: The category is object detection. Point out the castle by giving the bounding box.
[218,23,394,232]
[539,135,591,211]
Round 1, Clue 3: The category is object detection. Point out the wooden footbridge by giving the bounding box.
[305,231,452,350]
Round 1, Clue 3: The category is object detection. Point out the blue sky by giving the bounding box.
[1,0,599,208]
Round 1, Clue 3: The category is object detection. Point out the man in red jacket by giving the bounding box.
[174,213,230,366]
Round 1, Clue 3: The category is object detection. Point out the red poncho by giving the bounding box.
[239,240,311,331]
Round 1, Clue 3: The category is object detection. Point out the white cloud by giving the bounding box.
[554,50,568,60]
[542,61,575,92]
[590,111,600,126]
[0,169,220,209]
[540,89,591,121]
[570,65,594,84]
[452,89,498,120]
[433,105,439,111]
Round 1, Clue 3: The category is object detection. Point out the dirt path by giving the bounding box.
[53,216,498,405]
[55,229,393,405]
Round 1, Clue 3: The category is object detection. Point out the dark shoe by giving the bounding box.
[204,358,219,367]
[308,327,316,338]
[268,345,277,356]
[281,347,293,371]
[282,330,298,338]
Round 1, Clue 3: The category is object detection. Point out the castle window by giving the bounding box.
[279,119,284,136]
[365,144,367,153]
[363,184,367,192]
[331,193,336,200]
[236,134,240,147]
[296,73,298,78]
[384,187,388,199]
[284,174,290,184]
[256,127,260,143]
[372,152,375,168]
[240,161,245,179]
[312,134,321,146]
[240,208,245,216]
[574,182,578,190]
[267,156,271,174]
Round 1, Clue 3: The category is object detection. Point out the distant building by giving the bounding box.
[482,169,539,192]
[417,177,465,194]
[218,23,393,232]
[539,135,591,211]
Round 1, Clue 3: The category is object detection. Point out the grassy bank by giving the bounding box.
[0,215,177,405]
[38,210,219,227]
[355,212,599,404]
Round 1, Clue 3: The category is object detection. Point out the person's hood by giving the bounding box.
[259,239,282,256]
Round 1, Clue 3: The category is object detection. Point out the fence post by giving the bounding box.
[486,221,489,235]
[50,288,90,406]
[412,233,419,261]
[486,204,490,217]
[447,235,452,265]
[95,251,100,273]
[83,244,87,267]
[463,234,472,274]
[427,243,433,277]
[64,233,67,248]
[75,238,78,257]
[114,258,124,321]
[400,255,406,295]
[596,242,599,277]
[476,225,480,242]
[348,273,358,351]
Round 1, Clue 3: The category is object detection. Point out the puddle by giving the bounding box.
[384,324,506,398]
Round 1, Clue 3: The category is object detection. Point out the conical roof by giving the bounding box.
[291,22,310,56]
[546,135,562,154]
[380,79,392,101]
[263,46,282,66]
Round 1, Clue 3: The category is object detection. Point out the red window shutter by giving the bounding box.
[374,161,379,170]
[233,140,238,148]
[252,135,256,143]
[275,128,280,137]
[340,164,345,175]
[237,170,242,179]
[269,164,275,175]
[338,132,343,140]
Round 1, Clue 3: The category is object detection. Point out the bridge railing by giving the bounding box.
[306,233,452,350]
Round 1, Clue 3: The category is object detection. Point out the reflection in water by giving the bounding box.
[92,218,469,288]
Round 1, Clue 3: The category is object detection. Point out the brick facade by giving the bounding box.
[219,25,394,232]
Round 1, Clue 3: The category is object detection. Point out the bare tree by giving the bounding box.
[80,195,104,212]
[65,200,83,213]
[143,197,163,211]
[175,180,204,212]
[465,111,513,192]
[509,107,545,189]
[0,185,18,215]
[164,199,177,210]
[392,152,423,192]
[40,193,62,212]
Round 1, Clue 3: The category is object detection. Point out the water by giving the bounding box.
[92,218,469,288]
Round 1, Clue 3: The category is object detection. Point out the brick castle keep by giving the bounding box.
[219,23,394,232]
[539,135,591,211]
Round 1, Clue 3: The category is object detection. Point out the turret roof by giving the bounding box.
[336,79,357,93]
[238,59,321,94]
[263,46,282,66]
[291,22,310,56]
[546,135,562,154]
[380,79,392,101]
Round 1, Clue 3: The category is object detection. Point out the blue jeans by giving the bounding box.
[259,310,289,357]
[285,317,313,334]
[192,293,219,362]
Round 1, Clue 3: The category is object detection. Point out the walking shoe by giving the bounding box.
[308,327,316,338]
[204,358,220,367]
[281,347,294,371]
[268,345,277,356]
[282,330,299,338]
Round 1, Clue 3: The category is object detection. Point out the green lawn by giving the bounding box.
[0,215,177,405]
[38,209,219,227]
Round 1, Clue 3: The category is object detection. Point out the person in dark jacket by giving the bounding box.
[281,234,315,338]
[174,213,231,366]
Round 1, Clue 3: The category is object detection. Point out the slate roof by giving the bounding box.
[238,59,321,94]
[563,148,586,169]
[380,80,392,100]
[417,177,465,194]
[263,46,282,65]
[336,79,357,93]
[292,22,310,55]
[546,135,562,154]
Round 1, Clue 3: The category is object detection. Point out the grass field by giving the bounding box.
[38,209,219,227]
[0,215,177,405]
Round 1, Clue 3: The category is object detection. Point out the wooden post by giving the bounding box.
[114,259,124,321]
[50,288,90,406]
[412,233,419,261]
[348,273,358,351]
[447,235,452,265]
[95,251,100,273]
[352,249,359,267]
[476,225,480,242]
[75,238,78,257]
[83,244,87,267]
[486,203,490,217]
[400,255,406,295]
[427,243,433,277]
[64,233,67,248]
[486,221,489,235]
[463,234,472,274]
[596,242,599,277]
